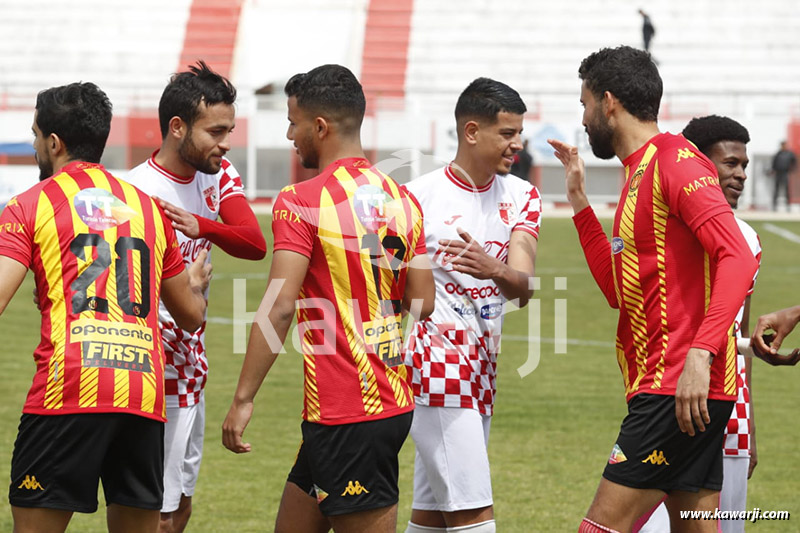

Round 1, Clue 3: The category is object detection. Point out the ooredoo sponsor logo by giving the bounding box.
[445,283,501,300]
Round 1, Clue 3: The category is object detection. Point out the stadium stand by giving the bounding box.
[1,0,800,207]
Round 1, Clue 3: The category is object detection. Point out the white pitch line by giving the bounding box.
[763,223,800,244]
[204,318,615,348]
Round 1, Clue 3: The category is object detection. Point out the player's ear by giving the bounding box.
[315,116,329,140]
[602,91,617,117]
[168,116,187,140]
[463,120,480,145]
[48,133,65,158]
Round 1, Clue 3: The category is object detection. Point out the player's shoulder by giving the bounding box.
[3,179,46,212]
[655,132,715,173]
[404,167,447,195]
[216,156,241,181]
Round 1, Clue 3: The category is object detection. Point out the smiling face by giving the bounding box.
[286,96,319,169]
[473,111,524,176]
[580,81,616,160]
[178,102,234,174]
[706,140,748,209]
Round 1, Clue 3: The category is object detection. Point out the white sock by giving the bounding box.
[405,522,448,533]
[446,519,496,532]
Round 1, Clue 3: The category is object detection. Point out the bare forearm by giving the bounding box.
[232,313,293,404]
[492,261,533,307]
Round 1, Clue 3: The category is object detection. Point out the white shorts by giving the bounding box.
[719,456,749,533]
[162,395,205,513]
[410,405,492,512]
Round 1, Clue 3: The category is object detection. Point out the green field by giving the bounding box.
[0,215,798,532]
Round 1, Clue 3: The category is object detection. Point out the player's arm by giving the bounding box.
[161,249,212,332]
[675,212,758,436]
[0,256,28,316]
[222,249,308,454]
[155,196,267,260]
[548,138,617,307]
[403,254,435,320]
[436,227,537,307]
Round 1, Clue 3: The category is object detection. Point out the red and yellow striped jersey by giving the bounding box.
[586,133,749,402]
[272,157,426,425]
[0,161,184,421]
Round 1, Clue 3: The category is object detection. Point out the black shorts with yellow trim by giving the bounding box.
[287,411,412,517]
[602,393,734,493]
[9,412,164,512]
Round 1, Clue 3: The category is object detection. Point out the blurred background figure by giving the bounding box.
[639,9,656,53]
[510,138,534,183]
[769,140,796,211]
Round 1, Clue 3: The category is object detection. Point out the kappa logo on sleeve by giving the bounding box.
[676,148,696,163]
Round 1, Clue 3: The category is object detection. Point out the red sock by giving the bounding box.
[578,518,620,533]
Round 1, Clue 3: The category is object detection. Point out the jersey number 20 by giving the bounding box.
[69,233,151,318]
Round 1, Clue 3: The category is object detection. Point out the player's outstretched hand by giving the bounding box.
[675,348,711,437]
[437,227,499,280]
[751,306,800,365]
[222,400,254,454]
[546,139,589,212]
[154,195,201,238]
[188,248,213,294]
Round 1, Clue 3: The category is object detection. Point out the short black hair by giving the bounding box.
[455,77,526,126]
[579,46,662,122]
[284,64,365,134]
[159,60,237,138]
[682,115,750,155]
[35,82,112,163]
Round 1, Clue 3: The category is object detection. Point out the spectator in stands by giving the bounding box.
[769,141,796,211]
[639,9,656,53]
[510,138,535,183]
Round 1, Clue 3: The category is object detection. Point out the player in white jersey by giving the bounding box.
[404,78,541,533]
[125,61,266,533]
[636,116,759,533]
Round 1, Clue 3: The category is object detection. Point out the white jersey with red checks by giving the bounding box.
[125,152,245,408]
[404,165,542,416]
[724,217,761,457]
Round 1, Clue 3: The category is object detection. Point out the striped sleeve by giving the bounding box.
[0,194,35,267]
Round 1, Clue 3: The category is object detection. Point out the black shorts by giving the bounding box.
[287,411,413,517]
[602,394,734,493]
[9,413,164,512]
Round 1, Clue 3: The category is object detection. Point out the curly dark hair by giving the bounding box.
[35,82,112,163]
[579,46,662,122]
[682,115,750,155]
[158,60,237,138]
[284,64,365,135]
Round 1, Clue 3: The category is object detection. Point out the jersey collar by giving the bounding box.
[445,163,495,193]
[147,150,195,184]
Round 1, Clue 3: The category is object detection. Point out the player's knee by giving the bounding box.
[405,522,447,533]
[445,519,496,532]
[579,517,620,533]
